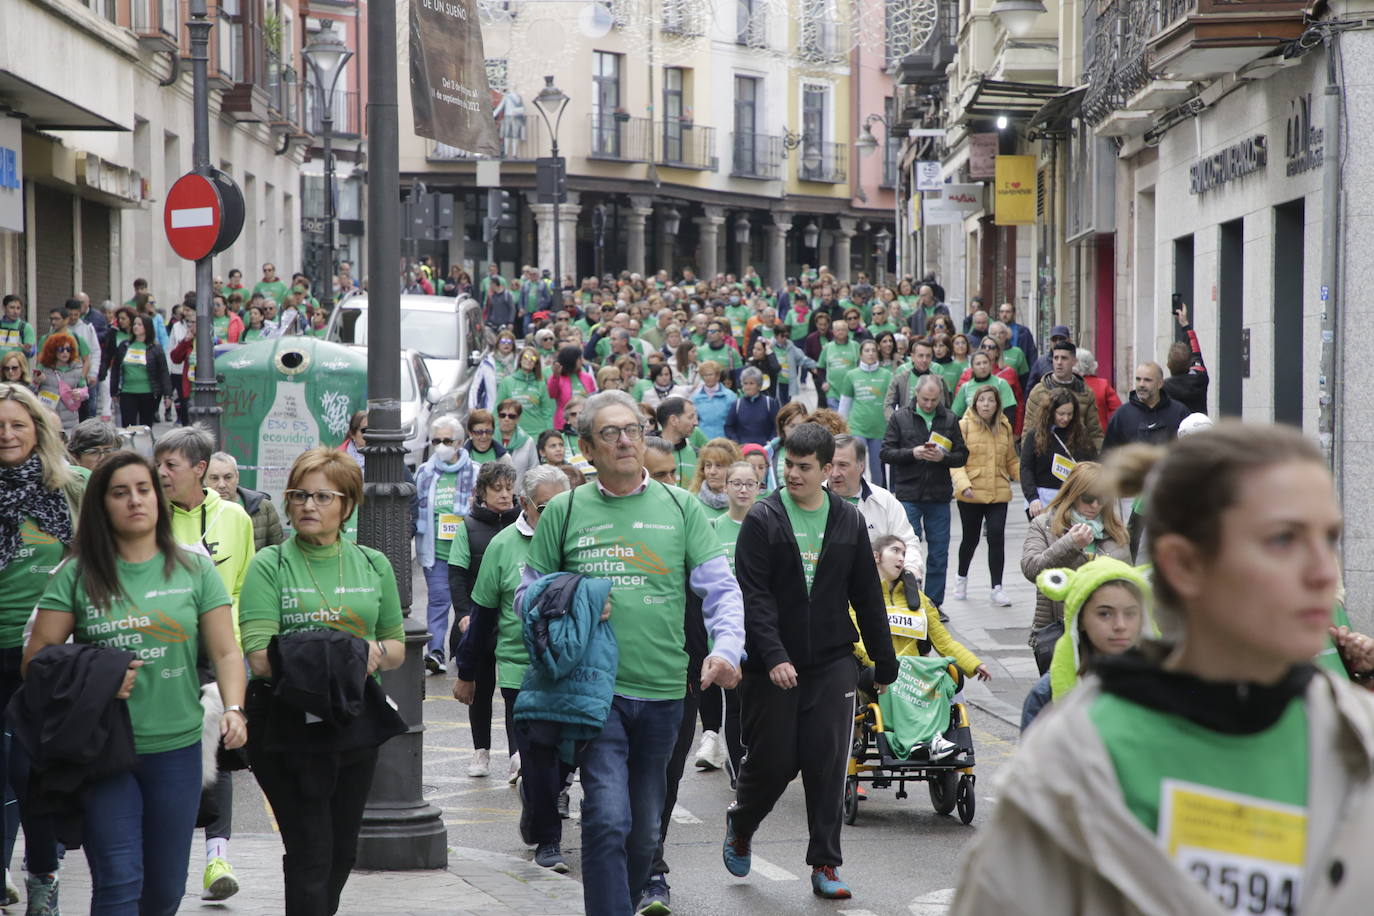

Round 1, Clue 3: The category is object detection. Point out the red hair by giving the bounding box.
[38,332,78,367]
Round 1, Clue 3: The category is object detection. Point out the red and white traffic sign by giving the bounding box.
[163,173,223,261]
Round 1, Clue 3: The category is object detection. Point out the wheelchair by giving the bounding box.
[844,662,977,826]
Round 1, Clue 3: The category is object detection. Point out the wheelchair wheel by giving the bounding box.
[843,776,860,825]
[929,770,957,816]
[956,774,976,825]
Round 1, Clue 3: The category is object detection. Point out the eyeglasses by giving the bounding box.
[284,489,344,507]
[2,365,21,373]
[1081,494,1103,505]
[595,423,645,444]
[727,479,759,491]
[78,446,116,458]
[470,427,494,436]
[498,412,520,420]
[431,437,455,446]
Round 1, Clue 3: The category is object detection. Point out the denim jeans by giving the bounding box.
[82,742,203,916]
[422,562,451,654]
[0,647,59,877]
[903,500,952,606]
[862,436,886,489]
[579,696,683,916]
[501,689,569,848]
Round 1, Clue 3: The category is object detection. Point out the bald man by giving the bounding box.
[1103,361,1191,448]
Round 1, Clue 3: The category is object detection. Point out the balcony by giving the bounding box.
[896,0,956,86]
[656,121,718,170]
[797,141,846,184]
[731,132,783,180]
[427,117,545,162]
[1081,0,1156,127]
[587,113,652,162]
[220,24,272,123]
[266,64,306,135]
[305,89,362,139]
[132,0,178,52]
[1149,0,1309,81]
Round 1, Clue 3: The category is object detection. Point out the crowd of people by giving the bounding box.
[3,256,1374,916]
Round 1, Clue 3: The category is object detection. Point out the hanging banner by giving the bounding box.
[915,161,943,191]
[909,194,921,233]
[969,133,998,179]
[409,0,501,157]
[994,155,1036,225]
[922,184,983,226]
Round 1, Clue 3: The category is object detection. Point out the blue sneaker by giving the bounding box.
[722,811,752,877]
[811,865,852,899]
[636,874,671,915]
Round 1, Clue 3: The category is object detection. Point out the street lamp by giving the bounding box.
[990,0,1047,37]
[803,220,820,249]
[533,75,571,285]
[662,205,681,236]
[303,19,353,309]
[733,214,751,245]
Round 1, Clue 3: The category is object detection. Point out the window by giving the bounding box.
[663,68,685,163]
[801,0,838,62]
[733,76,759,174]
[802,83,828,169]
[736,0,765,46]
[881,97,898,187]
[592,52,622,157]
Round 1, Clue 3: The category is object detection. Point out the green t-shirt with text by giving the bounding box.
[839,365,893,438]
[432,471,462,563]
[470,523,534,690]
[253,279,289,304]
[496,371,555,438]
[711,514,744,576]
[0,518,68,648]
[781,489,829,592]
[527,481,723,699]
[41,552,231,753]
[121,342,152,394]
[820,339,860,378]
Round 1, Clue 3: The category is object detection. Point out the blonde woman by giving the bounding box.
[952,384,1018,606]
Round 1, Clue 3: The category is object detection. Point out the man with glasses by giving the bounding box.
[522,390,744,916]
[252,263,288,306]
[415,416,480,674]
[0,295,35,360]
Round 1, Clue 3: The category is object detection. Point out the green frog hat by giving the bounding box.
[1037,557,1158,701]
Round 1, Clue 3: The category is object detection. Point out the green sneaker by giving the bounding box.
[202,858,240,901]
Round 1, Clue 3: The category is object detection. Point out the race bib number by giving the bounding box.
[1051,452,1076,482]
[0,328,17,346]
[887,609,928,641]
[437,514,461,541]
[927,432,953,452]
[1159,780,1303,915]
[125,347,148,366]
[37,389,59,408]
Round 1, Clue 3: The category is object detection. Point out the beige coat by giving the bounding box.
[952,671,1374,916]
[951,412,1017,504]
[1020,513,1129,636]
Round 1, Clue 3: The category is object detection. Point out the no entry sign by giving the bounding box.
[163,169,245,261]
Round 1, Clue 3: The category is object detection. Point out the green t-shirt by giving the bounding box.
[0,319,35,357]
[820,339,859,377]
[253,279,289,304]
[868,321,899,338]
[710,514,744,576]
[702,343,742,372]
[780,489,829,593]
[469,523,534,690]
[212,315,230,341]
[931,360,966,400]
[725,306,751,340]
[0,517,68,648]
[241,327,266,342]
[672,441,697,485]
[432,471,462,563]
[121,342,152,394]
[238,538,405,665]
[468,447,500,465]
[1002,345,1029,378]
[41,552,231,754]
[527,481,724,699]
[838,364,893,438]
[951,373,1016,417]
[496,371,555,438]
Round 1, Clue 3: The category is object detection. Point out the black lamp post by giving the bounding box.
[303,20,353,309]
[856,113,897,281]
[532,75,570,284]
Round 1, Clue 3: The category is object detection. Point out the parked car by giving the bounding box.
[325,293,485,419]
[346,345,436,469]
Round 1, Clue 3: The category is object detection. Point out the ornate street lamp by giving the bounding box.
[802,220,820,249]
[990,0,1047,37]
[303,19,354,307]
[733,214,751,245]
[533,75,571,285]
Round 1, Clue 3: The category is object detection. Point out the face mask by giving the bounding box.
[729,295,740,304]
[434,444,457,463]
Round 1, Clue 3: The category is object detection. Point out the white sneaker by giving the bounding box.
[693,731,721,770]
[711,730,729,769]
[953,576,968,600]
[468,748,491,777]
[928,734,959,759]
[507,751,521,785]
[991,586,1013,607]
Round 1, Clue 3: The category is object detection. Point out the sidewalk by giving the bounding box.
[16,836,585,916]
[934,497,1042,729]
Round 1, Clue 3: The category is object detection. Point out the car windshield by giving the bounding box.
[333,306,461,360]
[400,357,417,402]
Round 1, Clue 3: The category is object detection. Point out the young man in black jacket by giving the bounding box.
[723,423,898,901]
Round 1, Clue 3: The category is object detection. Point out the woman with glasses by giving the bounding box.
[1021,461,1130,674]
[0,351,34,393]
[28,450,245,916]
[109,315,174,429]
[237,448,404,915]
[462,409,515,469]
[495,399,538,482]
[496,348,555,439]
[415,416,478,676]
[33,333,87,434]
[446,462,521,780]
[67,418,121,471]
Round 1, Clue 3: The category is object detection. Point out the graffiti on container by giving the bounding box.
[221,387,259,421]
[320,391,352,439]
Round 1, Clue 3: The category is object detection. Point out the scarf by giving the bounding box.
[0,454,73,567]
[1069,509,1106,547]
[697,486,729,510]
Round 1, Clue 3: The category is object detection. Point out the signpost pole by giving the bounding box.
[186,0,221,445]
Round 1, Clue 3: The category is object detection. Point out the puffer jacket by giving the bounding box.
[1020,513,1129,638]
[513,572,618,765]
[951,411,1017,504]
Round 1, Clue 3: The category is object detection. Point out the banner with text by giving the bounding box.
[994,155,1036,225]
[409,0,500,156]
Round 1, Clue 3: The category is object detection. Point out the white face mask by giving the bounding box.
[434,444,458,463]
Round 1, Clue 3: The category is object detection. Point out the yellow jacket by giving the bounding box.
[851,579,982,676]
[951,411,1017,504]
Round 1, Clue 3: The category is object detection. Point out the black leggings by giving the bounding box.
[469,651,501,750]
[119,391,159,427]
[956,501,1009,586]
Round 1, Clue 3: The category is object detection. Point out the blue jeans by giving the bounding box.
[0,647,59,877]
[862,436,885,489]
[423,562,451,654]
[903,500,952,606]
[580,696,683,916]
[82,742,202,916]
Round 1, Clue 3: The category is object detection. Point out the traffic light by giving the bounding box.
[484,188,512,242]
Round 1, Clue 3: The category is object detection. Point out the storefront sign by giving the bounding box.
[994,155,1036,225]
[969,133,998,179]
[923,184,983,226]
[1189,135,1267,194]
[0,119,21,234]
[915,161,943,191]
[1285,94,1323,177]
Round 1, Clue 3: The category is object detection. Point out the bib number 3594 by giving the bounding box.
[1184,856,1296,916]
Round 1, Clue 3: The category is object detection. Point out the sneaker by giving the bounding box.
[938,608,951,623]
[24,873,59,916]
[637,874,672,915]
[3,869,18,906]
[991,586,1013,607]
[507,751,521,785]
[694,730,721,770]
[722,811,752,877]
[928,734,959,760]
[468,748,491,777]
[810,865,852,899]
[556,788,571,819]
[711,730,729,769]
[201,857,239,901]
[424,649,446,675]
[953,576,968,600]
[534,842,569,874]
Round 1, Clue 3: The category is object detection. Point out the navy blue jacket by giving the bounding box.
[724,393,780,447]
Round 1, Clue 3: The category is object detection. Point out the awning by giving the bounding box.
[958,77,1069,123]
[0,69,127,131]
[1028,86,1088,131]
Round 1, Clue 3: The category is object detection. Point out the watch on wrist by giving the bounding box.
[225,705,245,715]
